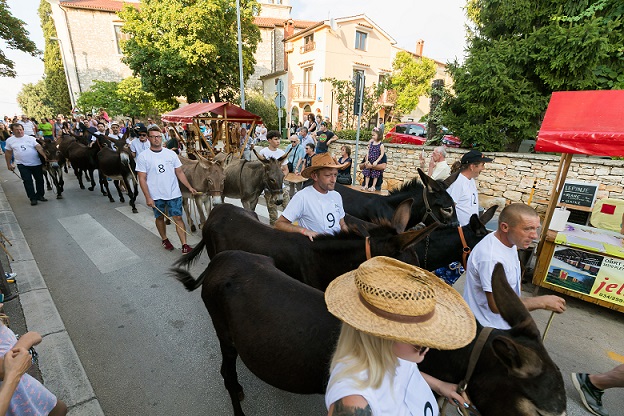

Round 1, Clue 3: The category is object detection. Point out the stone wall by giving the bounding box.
[330,140,624,214]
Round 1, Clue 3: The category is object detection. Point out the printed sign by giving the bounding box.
[558,181,599,208]
[545,246,624,306]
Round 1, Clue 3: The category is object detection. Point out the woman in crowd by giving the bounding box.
[0,123,10,154]
[307,113,317,133]
[335,145,352,185]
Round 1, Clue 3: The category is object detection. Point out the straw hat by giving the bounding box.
[325,257,476,350]
[301,152,342,178]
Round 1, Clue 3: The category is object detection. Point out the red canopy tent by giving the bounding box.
[161,102,263,154]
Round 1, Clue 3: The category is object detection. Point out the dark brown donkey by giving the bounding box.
[174,200,431,291]
[40,140,65,199]
[57,133,98,191]
[173,252,566,416]
[96,138,139,213]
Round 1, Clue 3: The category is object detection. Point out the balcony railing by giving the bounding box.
[290,83,316,101]
[300,41,316,54]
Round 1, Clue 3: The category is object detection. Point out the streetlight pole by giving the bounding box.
[236,0,245,109]
[50,37,76,109]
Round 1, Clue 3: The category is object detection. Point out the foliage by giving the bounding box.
[38,0,71,115]
[442,0,624,151]
[321,77,383,130]
[389,51,437,115]
[76,78,176,118]
[0,0,39,77]
[16,80,54,121]
[335,128,373,142]
[245,91,278,130]
[118,0,261,104]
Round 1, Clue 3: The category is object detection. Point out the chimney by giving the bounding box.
[415,39,424,57]
[284,19,294,71]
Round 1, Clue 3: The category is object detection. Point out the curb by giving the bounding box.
[0,180,104,415]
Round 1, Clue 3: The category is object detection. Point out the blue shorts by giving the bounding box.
[152,197,183,219]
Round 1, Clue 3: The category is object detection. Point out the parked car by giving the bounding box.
[385,122,427,145]
[441,133,461,147]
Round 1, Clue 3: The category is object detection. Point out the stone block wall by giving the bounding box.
[330,140,624,214]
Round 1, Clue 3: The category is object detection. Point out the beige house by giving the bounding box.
[282,14,450,127]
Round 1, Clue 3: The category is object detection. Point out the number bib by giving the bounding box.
[403,370,438,416]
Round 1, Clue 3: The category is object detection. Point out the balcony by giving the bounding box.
[300,41,316,54]
[290,83,316,101]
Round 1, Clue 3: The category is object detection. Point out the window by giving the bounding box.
[114,25,131,55]
[355,31,367,50]
[304,34,314,45]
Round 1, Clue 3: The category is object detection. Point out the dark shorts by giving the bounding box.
[152,197,183,219]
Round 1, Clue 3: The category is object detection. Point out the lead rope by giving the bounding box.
[419,185,444,225]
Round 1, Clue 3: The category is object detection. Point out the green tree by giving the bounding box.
[118,0,261,104]
[16,80,54,121]
[38,0,71,115]
[245,91,278,131]
[389,51,436,115]
[0,0,39,77]
[442,0,624,151]
[76,80,122,116]
[321,77,383,130]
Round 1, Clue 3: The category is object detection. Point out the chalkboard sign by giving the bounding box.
[558,181,599,208]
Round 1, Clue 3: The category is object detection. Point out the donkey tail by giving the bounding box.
[173,238,205,268]
[170,267,205,291]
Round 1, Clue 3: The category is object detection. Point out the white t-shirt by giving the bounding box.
[463,232,522,330]
[17,120,36,137]
[282,185,345,234]
[130,138,150,158]
[5,135,42,166]
[325,358,438,416]
[446,173,479,226]
[259,147,287,166]
[431,161,451,180]
[135,148,182,201]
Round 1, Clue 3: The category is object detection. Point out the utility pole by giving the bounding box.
[236,0,245,109]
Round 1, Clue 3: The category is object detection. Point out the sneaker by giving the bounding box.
[571,373,609,416]
[5,272,16,280]
[161,238,174,251]
[181,244,192,254]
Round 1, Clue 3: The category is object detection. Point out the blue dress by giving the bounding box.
[362,142,383,179]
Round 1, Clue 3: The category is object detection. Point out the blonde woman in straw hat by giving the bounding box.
[275,152,348,240]
[325,256,476,415]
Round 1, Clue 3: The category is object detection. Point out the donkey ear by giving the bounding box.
[253,148,267,163]
[491,337,544,378]
[394,222,438,250]
[391,198,413,233]
[278,147,292,162]
[417,168,443,193]
[491,263,540,337]
[480,205,498,225]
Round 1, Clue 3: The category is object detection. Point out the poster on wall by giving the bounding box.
[545,246,624,307]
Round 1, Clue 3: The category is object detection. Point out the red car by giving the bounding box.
[384,122,427,145]
[441,133,461,147]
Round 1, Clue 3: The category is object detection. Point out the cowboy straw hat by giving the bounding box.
[325,257,476,350]
[301,152,342,178]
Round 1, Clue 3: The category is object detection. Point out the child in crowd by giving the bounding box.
[361,128,385,192]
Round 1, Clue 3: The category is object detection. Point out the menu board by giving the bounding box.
[558,181,599,208]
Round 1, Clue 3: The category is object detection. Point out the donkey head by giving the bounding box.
[416,168,457,226]
[253,148,291,205]
[201,159,226,200]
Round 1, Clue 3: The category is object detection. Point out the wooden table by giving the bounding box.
[284,173,307,196]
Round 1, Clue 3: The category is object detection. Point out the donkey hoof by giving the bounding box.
[80,185,85,190]
[237,391,245,401]
[120,197,125,203]
[47,186,52,191]
[56,195,63,199]
[191,225,197,233]
[109,199,115,203]
[132,208,138,214]
[88,187,95,191]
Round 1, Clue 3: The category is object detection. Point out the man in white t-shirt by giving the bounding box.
[419,146,451,180]
[463,203,566,329]
[258,130,290,225]
[136,126,197,253]
[18,115,37,137]
[130,126,150,159]
[275,152,347,239]
[255,124,267,143]
[4,123,48,205]
[446,149,492,226]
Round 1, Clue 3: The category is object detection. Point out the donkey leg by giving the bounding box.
[88,169,97,191]
[183,197,196,232]
[124,176,138,213]
[75,169,85,189]
[114,180,125,203]
[44,171,52,191]
[219,342,246,416]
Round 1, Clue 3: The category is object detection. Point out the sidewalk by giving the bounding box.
[0,174,103,415]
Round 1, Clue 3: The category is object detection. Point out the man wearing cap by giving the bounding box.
[445,149,492,226]
[275,152,347,239]
[107,121,124,150]
[130,125,150,159]
[463,203,566,330]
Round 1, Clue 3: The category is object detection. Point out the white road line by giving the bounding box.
[58,213,141,274]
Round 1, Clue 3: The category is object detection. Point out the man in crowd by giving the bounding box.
[136,127,196,253]
[258,130,290,225]
[130,125,150,159]
[446,149,492,226]
[314,122,337,154]
[146,118,159,130]
[463,203,566,329]
[419,146,451,180]
[18,115,37,137]
[275,152,347,239]
[53,115,64,140]
[4,124,48,206]
[299,127,314,148]
[285,134,305,174]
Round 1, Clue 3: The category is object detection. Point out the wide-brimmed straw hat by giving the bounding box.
[301,152,342,178]
[325,257,476,350]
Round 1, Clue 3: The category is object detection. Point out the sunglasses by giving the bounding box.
[413,345,428,355]
[139,133,148,136]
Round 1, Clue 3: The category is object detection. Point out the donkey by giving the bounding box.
[40,140,65,199]
[335,169,457,228]
[174,200,433,291]
[57,133,98,191]
[178,155,225,232]
[173,251,566,416]
[220,148,290,212]
[95,138,139,213]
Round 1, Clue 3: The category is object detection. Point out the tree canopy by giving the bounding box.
[0,0,39,77]
[441,0,624,151]
[389,51,436,115]
[118,0,261,104]
[16,80,54,121]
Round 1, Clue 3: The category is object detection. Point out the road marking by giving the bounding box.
[607,350,624,364]
[58,213,141,274]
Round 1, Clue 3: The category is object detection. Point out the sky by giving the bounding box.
[0,0,470,117]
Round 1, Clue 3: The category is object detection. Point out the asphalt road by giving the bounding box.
[1,166,623,416]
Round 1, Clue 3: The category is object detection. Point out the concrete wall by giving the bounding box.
[330,140,624,214]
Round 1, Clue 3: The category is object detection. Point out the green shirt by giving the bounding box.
[39,122,53,136]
